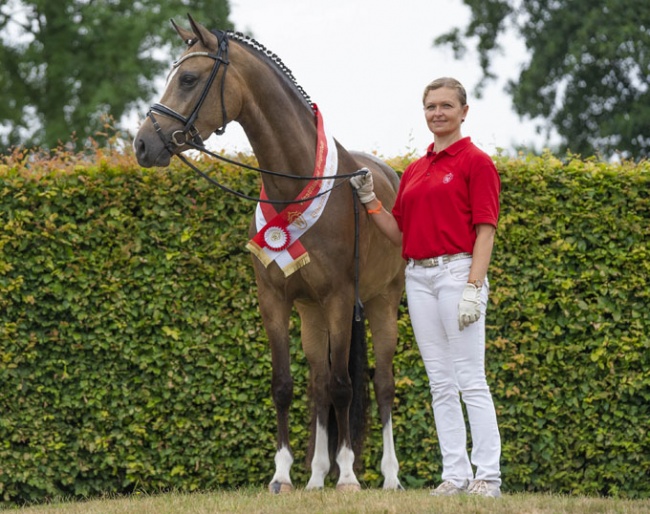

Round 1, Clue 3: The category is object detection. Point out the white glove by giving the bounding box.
[458,283,482,331]
[350,168,376,204]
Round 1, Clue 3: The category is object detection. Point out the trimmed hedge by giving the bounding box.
[0,151,648,504]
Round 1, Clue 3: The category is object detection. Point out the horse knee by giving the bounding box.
[272,375,294,409]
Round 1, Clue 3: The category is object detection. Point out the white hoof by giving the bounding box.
[382,478,404,491]
[336,482,361,492]
[269,481,294,494]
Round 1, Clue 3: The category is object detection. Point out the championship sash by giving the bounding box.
[246,106,337,277]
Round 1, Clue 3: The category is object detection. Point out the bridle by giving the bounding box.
[148,32,230,153]
[144,30,367,205]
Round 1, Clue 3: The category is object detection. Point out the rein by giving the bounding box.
[147,32,367,206]
[179,141,367,205]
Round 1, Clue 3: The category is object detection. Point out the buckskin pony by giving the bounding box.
[133,15,405,493]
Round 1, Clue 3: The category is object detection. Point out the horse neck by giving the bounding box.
[231,44,321,202]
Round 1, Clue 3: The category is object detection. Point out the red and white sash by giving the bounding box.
[246,106,337,277]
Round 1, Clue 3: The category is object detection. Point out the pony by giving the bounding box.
[133,15,405,492]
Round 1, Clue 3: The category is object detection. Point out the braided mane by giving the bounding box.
[220,30,314,109]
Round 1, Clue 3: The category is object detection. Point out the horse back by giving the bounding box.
[349,151,405,302]
[349,151,400,199]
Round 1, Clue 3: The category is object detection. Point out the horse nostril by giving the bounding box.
[135,138,146,156]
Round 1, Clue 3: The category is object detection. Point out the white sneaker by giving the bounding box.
[430,480,468,496]
[468,479,501,498]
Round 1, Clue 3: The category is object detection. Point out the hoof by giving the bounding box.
[336,483,361,492]
[383,480,405,491]
[269,481,293,494]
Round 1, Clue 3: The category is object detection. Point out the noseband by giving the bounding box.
[148,32,230,152]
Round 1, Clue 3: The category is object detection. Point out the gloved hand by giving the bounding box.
[350,168,376,204]
[458,283,482,330]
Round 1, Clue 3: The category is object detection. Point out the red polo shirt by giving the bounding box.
[392,137,500,260]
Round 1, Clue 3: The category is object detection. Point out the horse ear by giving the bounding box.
[171,18,195,46]
[186,13,218,49]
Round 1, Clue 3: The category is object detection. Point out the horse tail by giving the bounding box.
[350,299,373,466]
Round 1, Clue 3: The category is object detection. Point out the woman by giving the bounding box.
[351,77,502,498]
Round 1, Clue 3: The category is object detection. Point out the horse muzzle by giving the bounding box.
[133,121,174,168]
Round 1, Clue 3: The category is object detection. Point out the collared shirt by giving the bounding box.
[392,137,500,261]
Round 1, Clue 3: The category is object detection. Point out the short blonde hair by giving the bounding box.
[422,77,467,106]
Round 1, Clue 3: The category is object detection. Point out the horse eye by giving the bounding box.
[179,74,198,88]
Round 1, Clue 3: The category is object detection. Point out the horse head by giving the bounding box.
[134,15,241,167]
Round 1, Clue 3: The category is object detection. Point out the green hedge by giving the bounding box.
[487,154,650,497]
[0,153,648,504]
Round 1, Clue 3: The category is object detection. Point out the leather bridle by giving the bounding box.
[143,30,368,206]
[147,32,230,153]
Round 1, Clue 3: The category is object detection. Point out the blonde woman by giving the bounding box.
[351,77,502,498]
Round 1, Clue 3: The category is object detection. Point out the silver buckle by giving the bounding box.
[412,253,471,268]
[411,257,438,267]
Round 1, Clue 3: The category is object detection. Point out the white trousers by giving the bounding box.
[405,257,501,486]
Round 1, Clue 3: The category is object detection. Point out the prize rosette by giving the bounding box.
[262,224,291,252]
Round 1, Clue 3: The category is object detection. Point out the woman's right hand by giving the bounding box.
[350,168,377,204]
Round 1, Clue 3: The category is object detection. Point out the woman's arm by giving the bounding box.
[350,170,403,247]
[468,223,496,284]
[362,198,403,247]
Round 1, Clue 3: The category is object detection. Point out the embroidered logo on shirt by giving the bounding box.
[443,172,454,184]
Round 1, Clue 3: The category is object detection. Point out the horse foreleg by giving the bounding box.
[260,294,295,494]
[366,294,403,490]
[327,299,361,492]
[268,360,294,493]
[270,446,294,494]
[334,444,360,492]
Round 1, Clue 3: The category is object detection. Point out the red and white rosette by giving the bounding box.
[262,224,291,252]
[247,105,337,276]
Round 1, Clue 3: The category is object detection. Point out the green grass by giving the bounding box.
[5,489,650,514]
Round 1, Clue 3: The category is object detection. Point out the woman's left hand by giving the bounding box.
[458,283,481,330]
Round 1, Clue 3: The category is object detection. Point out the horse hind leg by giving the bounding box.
[298,299,363,492]
[327,299,362,492]
[378,415,401,490]
[297,301,333,490]
[297,297,364,492]
[306,417,331,490]
[335,299,370,492]
[365,294,403,490]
